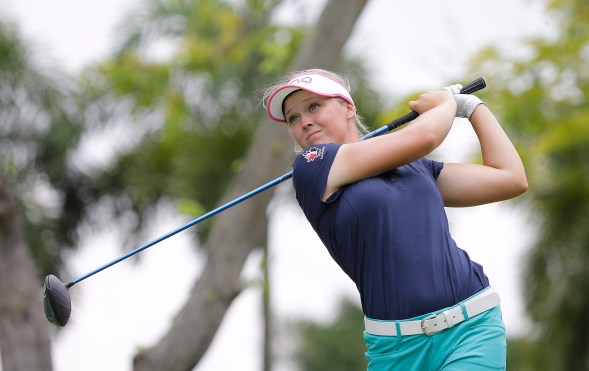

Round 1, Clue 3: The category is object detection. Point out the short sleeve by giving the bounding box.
[292,143,341,222]
[420,157,445,179]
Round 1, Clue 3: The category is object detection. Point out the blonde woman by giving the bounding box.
[264,69,527,370]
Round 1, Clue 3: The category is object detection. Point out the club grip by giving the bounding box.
[383,77,487,132]
[459,77,486,94]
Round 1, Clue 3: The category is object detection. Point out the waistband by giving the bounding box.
[364,287,501,337]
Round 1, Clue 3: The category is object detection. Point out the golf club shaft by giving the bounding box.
[67,77,486,287]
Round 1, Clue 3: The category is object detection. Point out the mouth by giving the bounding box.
[306,130,321,141]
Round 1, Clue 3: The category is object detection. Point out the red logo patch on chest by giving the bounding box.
[302,146,324,162]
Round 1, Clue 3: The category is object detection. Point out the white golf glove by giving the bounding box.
[442,84,485,119]
[441,84,462,95]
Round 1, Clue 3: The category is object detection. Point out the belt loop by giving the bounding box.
[395,321,402,337]
[460,303,469,321]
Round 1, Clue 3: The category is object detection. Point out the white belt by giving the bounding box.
[364,287,501,336]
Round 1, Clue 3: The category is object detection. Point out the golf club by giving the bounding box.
[44,77,486,327]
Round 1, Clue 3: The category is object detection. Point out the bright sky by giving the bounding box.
[1,0,553,370]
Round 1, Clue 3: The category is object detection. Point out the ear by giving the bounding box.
[346,103,356,120]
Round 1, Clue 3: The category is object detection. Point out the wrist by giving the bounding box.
[454,94,484,119]
[465,99,485,119]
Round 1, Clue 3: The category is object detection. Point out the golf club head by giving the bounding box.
[43,275,71,327]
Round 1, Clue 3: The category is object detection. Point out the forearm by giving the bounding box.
[436,97,528,206]
[411,101,455,150]
[408,91,457,151]
[470,105,528,189]
[327,92,455,194]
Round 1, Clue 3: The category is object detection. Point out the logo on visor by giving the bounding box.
[302,146,324,162]
[289,76,313,85]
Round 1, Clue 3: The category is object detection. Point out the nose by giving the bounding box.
[302,115,314,128]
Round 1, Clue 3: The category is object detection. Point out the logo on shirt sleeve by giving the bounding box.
[302,146,325,162]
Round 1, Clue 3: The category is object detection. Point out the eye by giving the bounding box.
[309,103,319,112]
[287,114,300,125]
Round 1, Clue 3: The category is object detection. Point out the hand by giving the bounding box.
[409,91,454,115]
[441,84,485,119]
[453,94,485,119]
[441,84,463,95]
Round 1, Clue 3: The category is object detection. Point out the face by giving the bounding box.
[283,90,357,150]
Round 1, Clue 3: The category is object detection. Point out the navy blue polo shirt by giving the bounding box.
[292,143,489,320]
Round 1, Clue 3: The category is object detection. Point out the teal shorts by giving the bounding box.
[364,301,506,370]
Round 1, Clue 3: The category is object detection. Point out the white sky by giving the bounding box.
[1,0,553,370]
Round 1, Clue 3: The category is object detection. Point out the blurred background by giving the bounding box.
[0,0,587,370]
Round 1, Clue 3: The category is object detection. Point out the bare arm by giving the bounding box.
[323,91,456,201]
[437,104,528,207]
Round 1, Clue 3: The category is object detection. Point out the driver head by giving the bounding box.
[43,275,71,327]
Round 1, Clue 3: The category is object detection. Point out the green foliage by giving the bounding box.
[468,0,589,369]
[76,0,384,245]
[341,59,385,132]
[372,2,589,369]
[293,299,367,371]
[99,54,171,109]
[506,337,542,371]
[74,0,305,243]
[0,20,89,277]
[1,0,386,279]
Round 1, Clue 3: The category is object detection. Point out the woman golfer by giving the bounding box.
[264,69,527,370]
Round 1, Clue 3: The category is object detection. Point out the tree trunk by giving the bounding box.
[0,174,53,371]
[133,1,369,370]
[262,243,271,371]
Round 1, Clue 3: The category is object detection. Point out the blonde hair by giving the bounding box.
[263,69,369,153]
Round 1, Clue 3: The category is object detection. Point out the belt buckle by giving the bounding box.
[421,313,446,336]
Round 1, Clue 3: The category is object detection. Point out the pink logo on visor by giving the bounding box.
[265,73,355,123]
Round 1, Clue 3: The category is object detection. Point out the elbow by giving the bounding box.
[511,173,529,197]
[405,109,452,156]
[420,131,441,155]
[401,126,441,158]
[494,170,529,201]
[519,177,529,195]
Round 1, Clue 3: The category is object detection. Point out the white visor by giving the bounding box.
[265,73,355,122]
